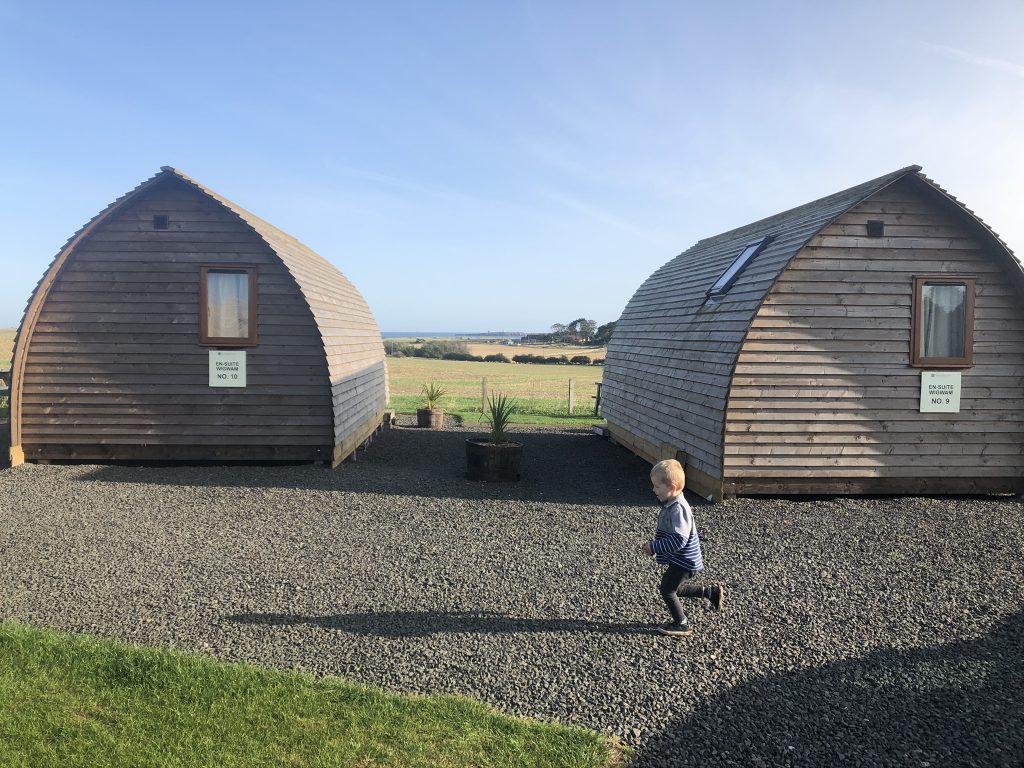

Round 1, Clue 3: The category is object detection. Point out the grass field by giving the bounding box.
[0,328,12,370]
[387,356,605,426]
[1,328,11,421]
[388,338,606,361]
[0,621,627,768]
[465,342,605,360]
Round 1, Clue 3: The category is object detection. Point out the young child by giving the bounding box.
[640,459,724,636]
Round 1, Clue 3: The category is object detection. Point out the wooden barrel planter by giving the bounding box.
[417,408,444,428]
[465,438,523,482]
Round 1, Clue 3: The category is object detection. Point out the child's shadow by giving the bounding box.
[226,610,651,638]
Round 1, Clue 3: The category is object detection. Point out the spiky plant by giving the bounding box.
[485,393,517,443]
[421,382,448,410]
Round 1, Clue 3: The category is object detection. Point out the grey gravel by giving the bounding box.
[2,416,1023,767]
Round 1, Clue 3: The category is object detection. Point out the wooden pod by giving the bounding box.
[9,168,387,467]
[603,167,1024,499]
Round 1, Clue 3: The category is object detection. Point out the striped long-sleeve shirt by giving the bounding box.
[651,494,704,572]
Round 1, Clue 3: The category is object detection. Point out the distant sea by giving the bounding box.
[382,331,527,338]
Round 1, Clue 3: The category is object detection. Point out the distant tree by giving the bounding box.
[570,355,591,365]
[416,340,470,359]
[555,318,596,342]
[544,318,604,344]
[593,321,616,345]
[383,340,405,357]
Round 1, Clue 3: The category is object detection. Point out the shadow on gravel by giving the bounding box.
[226,610,653,637]
[636,609,1024,768]
[70,426,664,507]
[0,422,9,470]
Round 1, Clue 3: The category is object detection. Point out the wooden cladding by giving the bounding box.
[12,168,389,466]
[725,180,1023,489]
[603,166,1024,496]
[16,175,333,459]
[199,265,258,347]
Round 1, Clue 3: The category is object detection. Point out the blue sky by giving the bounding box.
[2,1,1022,331]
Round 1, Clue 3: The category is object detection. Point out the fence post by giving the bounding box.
[568,379,575,415]
[481,376,488,412]
[594,382,602,416]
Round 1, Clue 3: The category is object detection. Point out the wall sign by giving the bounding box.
[209,350,246,387]
[919,371,960,413]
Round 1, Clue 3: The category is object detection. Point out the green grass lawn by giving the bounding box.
[0,622,628,768]
[387,357,605,427]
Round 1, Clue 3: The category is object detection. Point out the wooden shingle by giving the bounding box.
[604,167,1024,498]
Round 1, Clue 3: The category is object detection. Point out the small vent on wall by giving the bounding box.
[866,220,884,238]
[153,214,169,230]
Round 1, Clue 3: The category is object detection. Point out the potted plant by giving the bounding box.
[417,382,447,428]
[465,393,523,481]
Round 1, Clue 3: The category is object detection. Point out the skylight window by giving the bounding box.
[706,235,774,299]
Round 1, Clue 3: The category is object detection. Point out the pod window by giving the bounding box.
[706,235,774,299]
[911,275,975,368]
[153,214,169,230]
[200,266,258,346]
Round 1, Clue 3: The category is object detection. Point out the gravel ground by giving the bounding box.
[2,417,1023,767]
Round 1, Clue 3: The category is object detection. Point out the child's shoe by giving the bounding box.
[656,622,693,637]
[708,584,725,612]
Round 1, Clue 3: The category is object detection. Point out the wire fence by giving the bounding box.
[386,356,605,424]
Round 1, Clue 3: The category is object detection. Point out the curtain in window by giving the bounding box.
[207,271,248,338]
[920,283,965,358]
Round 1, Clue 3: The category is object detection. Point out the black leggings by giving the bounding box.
[659,565,705,624]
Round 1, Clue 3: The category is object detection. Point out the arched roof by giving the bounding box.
[609,166,1022,367]
[162,167,386,388]
[10,167,385,449]
[602,165,1023,472]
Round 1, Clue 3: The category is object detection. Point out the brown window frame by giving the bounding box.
[910,275,975,368]
[199,265,258,347]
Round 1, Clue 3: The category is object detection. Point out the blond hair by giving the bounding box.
[651,459,685,491]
